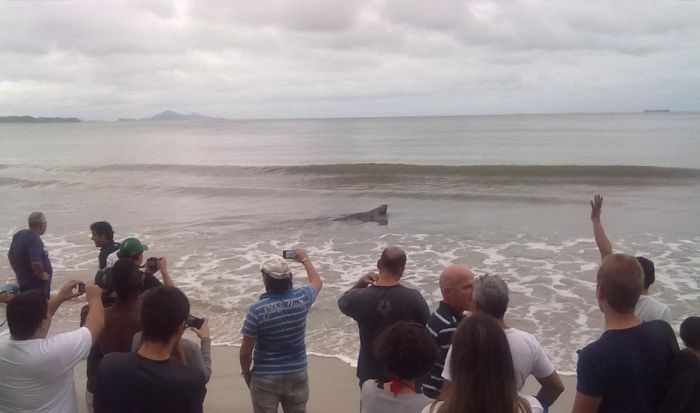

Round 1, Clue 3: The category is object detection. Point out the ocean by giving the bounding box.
[1,112,699,374]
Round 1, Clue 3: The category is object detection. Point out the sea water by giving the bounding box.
[1,112,699,374]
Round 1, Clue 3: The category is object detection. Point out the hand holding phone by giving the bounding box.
[77,282,86,293]
[185,314,205,329]
[282,250,296,260]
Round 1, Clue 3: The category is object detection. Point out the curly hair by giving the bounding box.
[373,321,439,380]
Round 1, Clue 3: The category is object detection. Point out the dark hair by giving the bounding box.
[90,221,114,241]
[262,273,293,293]
[439,314,530,413]
[378,246,406,276]
[141,286,190,344]
[680,316,700,351]
[636,256,655,289]
[374,321,439,380]
[7,290,48,340]
[111,259,143,299]
[597,253,643,314]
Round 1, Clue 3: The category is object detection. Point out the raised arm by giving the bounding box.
[191,318,212,383]
[83,284,105,344]
[158,257,175,286]
[47,279,83,316]
[293,249,322,293]
[590,195,613,260]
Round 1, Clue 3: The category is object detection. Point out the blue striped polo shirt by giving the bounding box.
[423,301,463,399]
[241,285,317,375]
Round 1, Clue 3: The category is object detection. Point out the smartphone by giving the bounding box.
[282,250,296,260]
[185,314,205,329]
[145,257,159,273]
[77,282,86,293]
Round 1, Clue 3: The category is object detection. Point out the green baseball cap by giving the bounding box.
[119,237,148,257]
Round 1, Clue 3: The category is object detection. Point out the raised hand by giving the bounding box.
[590,194,603,220]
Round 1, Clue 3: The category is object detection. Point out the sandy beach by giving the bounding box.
[71,343,577,413]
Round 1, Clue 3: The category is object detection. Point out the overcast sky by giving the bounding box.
[1,0,698,120]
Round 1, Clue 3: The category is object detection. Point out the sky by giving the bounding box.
[0,0,699,120]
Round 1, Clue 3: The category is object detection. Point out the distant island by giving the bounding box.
[118,110,227,122]
[0,116,81,123]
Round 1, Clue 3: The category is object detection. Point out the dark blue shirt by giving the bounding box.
[423,301,463,399]
[8,229,52,290]
[95,352,206,413]
[577,321,678,413]
[98,242,120,270]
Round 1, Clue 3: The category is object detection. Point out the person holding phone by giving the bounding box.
[239,249,322,413]
[0,280,104,412]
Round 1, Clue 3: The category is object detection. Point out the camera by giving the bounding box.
[77,282,86,293]
[282,250,296,260]
[185,314,205,329]
[145,257,159,273]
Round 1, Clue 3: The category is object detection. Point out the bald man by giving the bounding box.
[422,264,474,399]
[572,254,678,413]
[338,246,430,385]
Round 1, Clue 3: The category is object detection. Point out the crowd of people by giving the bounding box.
[0,195,698,413]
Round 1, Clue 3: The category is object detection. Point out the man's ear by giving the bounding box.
[177,321,188,337]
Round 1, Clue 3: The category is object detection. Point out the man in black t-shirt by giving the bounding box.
[338,246,430,385]
[90,221,119,271]
[94,286,206,413]
[573,253,677,413]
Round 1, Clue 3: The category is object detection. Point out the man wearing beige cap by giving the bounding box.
[240,249,322,413]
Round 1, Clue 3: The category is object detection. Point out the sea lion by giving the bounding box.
[333,204,388,225]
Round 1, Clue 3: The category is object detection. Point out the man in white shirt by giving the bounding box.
[589,195,671,322]
[0,280,104,413]
[441,274,564,409]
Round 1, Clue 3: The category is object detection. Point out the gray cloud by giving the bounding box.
[0,0,698,119]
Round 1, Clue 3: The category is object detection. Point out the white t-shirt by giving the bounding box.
[105,250,119,269]
[420,394,543,413]
[442,327,555,390]
[0,327,93,413]
[635,295,671,323]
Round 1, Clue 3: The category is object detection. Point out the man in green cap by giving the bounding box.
[93,237,173,307]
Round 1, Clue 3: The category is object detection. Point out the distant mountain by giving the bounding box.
[118,110,227,122]
[0,116,81,123]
